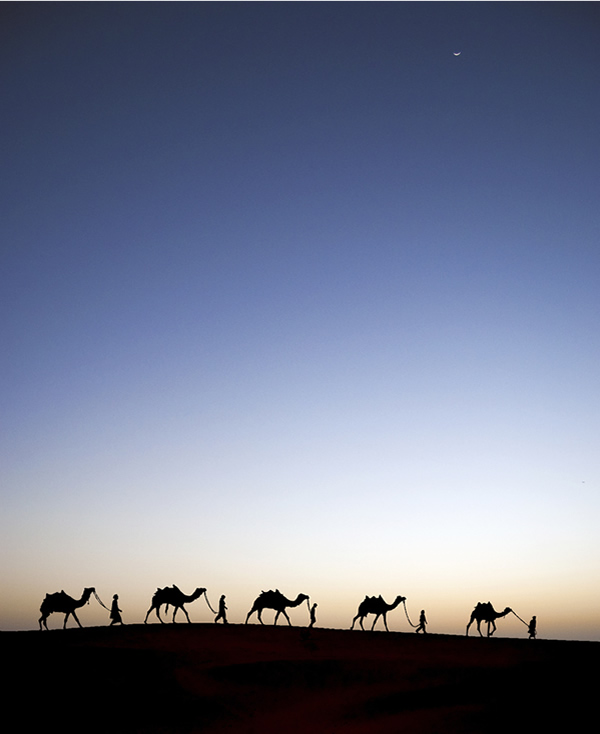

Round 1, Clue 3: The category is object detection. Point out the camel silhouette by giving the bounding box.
[466,601,512,637]
[39,587,96,630]
[245,589,310,626]
[350,594,407,631]
[144,585,209,624]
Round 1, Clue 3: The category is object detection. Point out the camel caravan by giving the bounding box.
[37,586,537,639]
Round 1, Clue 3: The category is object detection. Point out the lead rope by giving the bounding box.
[93,590,110,611]
[203,591,217,614]
[402,599,418,628]
[511,610,529,626]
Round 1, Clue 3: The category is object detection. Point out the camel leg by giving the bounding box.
[39,615,47,631]
[281,610,292,626]
[466,617,473,636]
[350,615,358,630]
[274,611,280,626]
[359,616,365,630]
[371,614,380,631]
[383,613,389,632]
[144,605,158,624]
[181,606,192,623]
[258,609,264,625]
[489,620,496,637]
[63,612,71,629]
[71,611,82,628]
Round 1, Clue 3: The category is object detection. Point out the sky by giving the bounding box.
[1,1,599,639]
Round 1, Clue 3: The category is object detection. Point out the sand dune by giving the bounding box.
[4,624,596,733]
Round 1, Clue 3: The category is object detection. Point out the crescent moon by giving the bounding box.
[453,52,461,56]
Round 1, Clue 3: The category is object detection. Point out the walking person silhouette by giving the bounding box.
[309,602,318,628]
[109,594,124,625]
[528,615,537,639]
[415,609,427,634]
[215,594,228,624]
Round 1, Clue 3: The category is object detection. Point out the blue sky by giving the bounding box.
[1,2,599,638]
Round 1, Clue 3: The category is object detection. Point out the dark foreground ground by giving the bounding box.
[3,623,597,733]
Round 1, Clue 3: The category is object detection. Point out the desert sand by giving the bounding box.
[4,623,596,733]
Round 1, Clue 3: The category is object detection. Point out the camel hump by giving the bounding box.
[40,590,71,612]
[475,601,494,616]
[359,596,376,609]
[45,591,68,603]
[259,589,283,603]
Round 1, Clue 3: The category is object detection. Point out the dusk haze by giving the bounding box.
[1,2,599,643]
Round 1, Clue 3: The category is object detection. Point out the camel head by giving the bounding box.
[293,593,310,609]
[502,607,512,616]
[193,587,207,599]
[83,587,96,601]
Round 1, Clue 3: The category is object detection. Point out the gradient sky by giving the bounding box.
[1,2,599,639]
